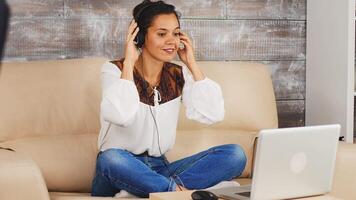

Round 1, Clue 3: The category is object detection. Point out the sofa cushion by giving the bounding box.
[0,133,98,193]
[0,58,106,142]
[167,130,258,178]
[0,150,50,200]
[0,130,256,193]
[173,61,278,131]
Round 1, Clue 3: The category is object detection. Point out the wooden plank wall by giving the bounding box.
[3,0,306,128]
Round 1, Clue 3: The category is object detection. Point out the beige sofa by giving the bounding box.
[0,58,355,200]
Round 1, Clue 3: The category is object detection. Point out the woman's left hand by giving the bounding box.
[177,31,205,81]
[177,31,196,68]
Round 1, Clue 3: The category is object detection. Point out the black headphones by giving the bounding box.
[133,3,160,48]
[134,4,155,48]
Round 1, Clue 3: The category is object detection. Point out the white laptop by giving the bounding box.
[208,124,340,200]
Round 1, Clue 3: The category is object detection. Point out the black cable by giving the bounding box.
[149,99,184,191]
[141,60,184,191]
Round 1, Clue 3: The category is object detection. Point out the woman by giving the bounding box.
[91,0,247,198]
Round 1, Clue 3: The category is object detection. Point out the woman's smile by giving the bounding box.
[162,47,175,54]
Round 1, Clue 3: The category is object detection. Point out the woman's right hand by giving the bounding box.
[123,20,140,68]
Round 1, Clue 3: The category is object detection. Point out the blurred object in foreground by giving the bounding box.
[0,0,9,62]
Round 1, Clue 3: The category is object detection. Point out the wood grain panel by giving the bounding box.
[5,0,308,20]
[4,19,68,60]
[64,0,225,19]
[181,19,305,60]
[4,19,305,61]
[227,0,306,20]
[164,0,226,19]
[7,0,64,18]
[277,100,305,127]
[64,0,140,19]
[3,18,125,60]
[264,60,305,100]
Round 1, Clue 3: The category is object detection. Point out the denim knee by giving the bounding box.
[95,148,175,197]
[96,148,130,175]
[214,144,247,176]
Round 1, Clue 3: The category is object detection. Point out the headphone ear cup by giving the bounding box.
[135,31,145,48]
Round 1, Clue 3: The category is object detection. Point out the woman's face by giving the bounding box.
[143,13,181,62]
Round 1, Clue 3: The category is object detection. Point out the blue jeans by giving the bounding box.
[91,144,247,198]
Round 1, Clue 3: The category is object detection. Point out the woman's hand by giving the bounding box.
[123,20,140,68]
[121,20,140,81]
[177,31,196,68]
[178,31,205,81]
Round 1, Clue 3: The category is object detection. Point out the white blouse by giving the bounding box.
[97,61,225,157]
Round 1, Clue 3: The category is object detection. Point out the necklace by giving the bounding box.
[139,63,163,106]
[139,63,163,90]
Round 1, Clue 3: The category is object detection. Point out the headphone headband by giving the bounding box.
[134,2,161,21]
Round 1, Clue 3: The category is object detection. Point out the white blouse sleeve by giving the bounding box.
[182,66,225,124]
[100,62,140,127]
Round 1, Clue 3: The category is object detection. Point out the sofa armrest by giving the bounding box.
[330,142,356,199]
[0,150,50,200]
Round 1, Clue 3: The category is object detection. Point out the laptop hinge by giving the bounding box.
[250,136,259,178]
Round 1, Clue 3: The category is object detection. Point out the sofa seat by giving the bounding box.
[0,130,257,196]
[49,178,253,200]
[50,192,143,200]
[50,192,118,200]
[0,130,256,195]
